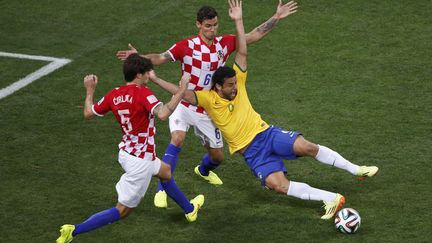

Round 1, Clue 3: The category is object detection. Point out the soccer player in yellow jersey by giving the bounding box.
[151,0,379,220]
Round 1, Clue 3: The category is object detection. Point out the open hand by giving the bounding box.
[275,0,298,20]
[116,43,138,60]
[228,0,243,21]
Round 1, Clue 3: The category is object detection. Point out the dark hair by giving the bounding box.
[123,53,153,82]
[197,6,218,23]
[212,66,236,89]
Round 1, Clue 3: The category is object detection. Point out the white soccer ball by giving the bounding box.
[334,208,361,234]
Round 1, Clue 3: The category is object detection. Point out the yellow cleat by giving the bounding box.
[356,166,379,177]
[154,190,168,208]
[185,194,205,222]
[321,194,345,220]
[194,166,223,185]
[56,224,75,243]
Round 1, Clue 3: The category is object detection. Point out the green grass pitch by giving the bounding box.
[0,0,431,242]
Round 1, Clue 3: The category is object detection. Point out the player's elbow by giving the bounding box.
[151,58,164,66]
[152,56,170,66]
[245,32,259,45]
[157,112,169,121]
[158,115,168,121]
[237,49,247,57]
[183,92,197,105]
[83,109,94,120]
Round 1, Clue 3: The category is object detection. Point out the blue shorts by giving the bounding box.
[242,125,301,186]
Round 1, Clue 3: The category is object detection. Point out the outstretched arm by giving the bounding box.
[148,70,179,95]
[152,72,192,121]
[229,0,247,70]
[83,74,98,119]
[245,0,298,44]
[149,71,197,105]
[116,43,172,66]
[150,70,197,120]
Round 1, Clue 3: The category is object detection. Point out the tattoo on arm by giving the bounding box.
[162,51,172,61]
[257,18,277,34]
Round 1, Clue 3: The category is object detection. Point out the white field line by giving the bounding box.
[0,51,72,100]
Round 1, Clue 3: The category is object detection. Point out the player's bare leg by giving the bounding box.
[170,130,187,147]
[264,171,343,219]
[264,171,290,194]
[115,203,134,219]
[265,171,337,201]
[293,136,378,178]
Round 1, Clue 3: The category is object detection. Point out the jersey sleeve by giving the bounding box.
[233,63,247,86]
[194,90,212,110]
[140,88,162,115]
[168,39,188,62]
[92,94,111,117]
[221,34,237,56]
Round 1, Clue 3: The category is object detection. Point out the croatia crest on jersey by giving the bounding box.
[217,50,224,60]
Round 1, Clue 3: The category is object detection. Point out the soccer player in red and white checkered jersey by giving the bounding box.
[56,54,204,243]
[117,1,299,208]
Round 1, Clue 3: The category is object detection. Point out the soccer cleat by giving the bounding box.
[56,224,75,243]
[194,166,223,185]
[154,190,168,208]
[185,194,205,222]
[356,166,379,178]
[321,194,345,220]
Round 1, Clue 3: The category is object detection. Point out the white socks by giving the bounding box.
[315,145,359,175]
[285,146,359,202]
[287,181,336,202]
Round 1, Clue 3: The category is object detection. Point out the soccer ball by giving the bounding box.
[334,208,361,234]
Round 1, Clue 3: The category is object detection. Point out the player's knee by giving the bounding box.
[119,210,131,219]
[210,153,224,163]
[295,137,318,157]
[209,148,224,163]
[170,131,186,147]
[116,205,133,219]
[304,143,319,157]
[272,184,288,194]
[265,175,289,194]
[158,163,172,181]
[163,168,172,181]
[170,134,185,147]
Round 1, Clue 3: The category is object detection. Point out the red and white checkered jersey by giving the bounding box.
[92,84,162,160]
[168,34,236,113]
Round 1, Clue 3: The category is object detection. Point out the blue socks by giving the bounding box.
[161,178,194,213]
[73,207,120,236]
[157,144,181,192]
[198,154,220,176]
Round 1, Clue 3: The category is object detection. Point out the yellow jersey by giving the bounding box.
[195,63,269,154]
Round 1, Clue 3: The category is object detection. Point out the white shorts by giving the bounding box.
[116,150,162,208]
[169,104,223,148]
